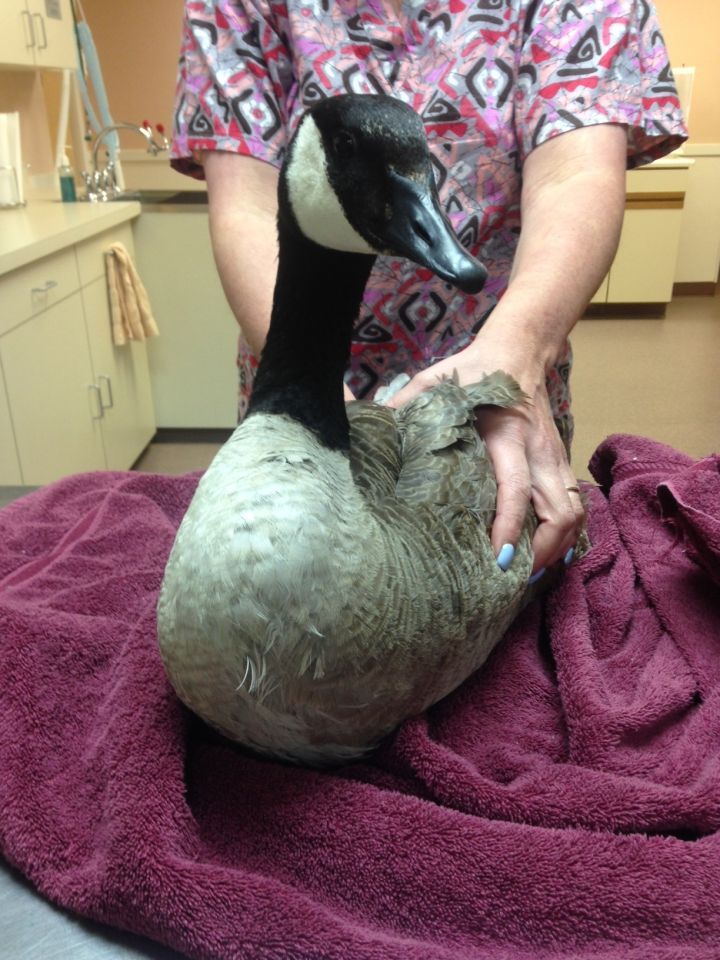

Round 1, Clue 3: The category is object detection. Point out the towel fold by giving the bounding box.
[105,242,159,345]
[1,436,720,959]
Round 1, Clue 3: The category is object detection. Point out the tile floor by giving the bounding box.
[570,287,720,479]
[133,442,223,475]
[133,287,720,480]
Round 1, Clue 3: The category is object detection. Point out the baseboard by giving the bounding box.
[672,282,717,297]
[152,428,234,444]
[583,303,667,319]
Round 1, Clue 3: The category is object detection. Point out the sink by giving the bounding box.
[78,190,208,205]
[113,190,208,205]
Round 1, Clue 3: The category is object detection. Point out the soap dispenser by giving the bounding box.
[58,154,77,202]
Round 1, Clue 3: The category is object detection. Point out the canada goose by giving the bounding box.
[157,94,539,765]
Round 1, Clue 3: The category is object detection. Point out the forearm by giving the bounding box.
[203,151,280,357]
[478,125,627,376]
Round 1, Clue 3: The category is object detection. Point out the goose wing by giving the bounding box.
[393,372,526,525]
[346,402,402,499]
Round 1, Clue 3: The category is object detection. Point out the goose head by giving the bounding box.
[280,94,487,292]
[250,95,488,447]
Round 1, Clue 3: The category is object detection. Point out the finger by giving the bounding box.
[529,474,582,574]
[485,430,532,566]
[550,456,585,563]
[560,477,586,565]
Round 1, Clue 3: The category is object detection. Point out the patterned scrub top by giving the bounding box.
[171,0,687,424]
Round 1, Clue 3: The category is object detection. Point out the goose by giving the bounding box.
[157,93,542,766]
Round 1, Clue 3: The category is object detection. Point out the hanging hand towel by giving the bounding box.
[105,242,159,345]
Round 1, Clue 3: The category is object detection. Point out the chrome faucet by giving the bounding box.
[82,122,168,202]
[91,122,167,171]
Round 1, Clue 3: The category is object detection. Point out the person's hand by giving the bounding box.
[343,384,356,403]
[385,337,585,578]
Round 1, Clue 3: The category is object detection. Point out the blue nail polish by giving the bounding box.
[528,567,546,585]
[564,547,575,566]
[496,543,515,571]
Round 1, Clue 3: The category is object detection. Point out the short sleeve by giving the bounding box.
[171,0,294,179]
[514,0,688,169]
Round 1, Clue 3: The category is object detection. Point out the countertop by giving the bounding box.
[0,486,185,959]
[0,200,141,278]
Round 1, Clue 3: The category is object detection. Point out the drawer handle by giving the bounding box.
[97,374,114,410]
[88,384,104,420]
[21,9,35,48]
[31,280,58,295]
[33,13,48,50]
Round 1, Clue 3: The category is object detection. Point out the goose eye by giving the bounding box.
[332,131,356,160]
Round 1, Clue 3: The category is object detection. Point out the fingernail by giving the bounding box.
[564,547,575,566]
[496,543,515,571]
[528,567,546,585]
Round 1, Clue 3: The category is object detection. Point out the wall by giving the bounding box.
[654,0,720,145]
[0,70,55,197]
[79,0,183,148]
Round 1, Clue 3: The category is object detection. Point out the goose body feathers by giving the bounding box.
[158,375,537,764]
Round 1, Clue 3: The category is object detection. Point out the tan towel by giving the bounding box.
[105,242,159,346]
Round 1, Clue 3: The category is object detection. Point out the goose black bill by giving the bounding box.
[384,168,488,295]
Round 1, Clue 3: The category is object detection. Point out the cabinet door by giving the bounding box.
[28,0,77,70]
[589,275,609,305]
[0,360,22,484]
[607,206,684,304]
[0,1,35,67]
[134,211,240,428]
[0,292,106,484]
[82,277,155,470]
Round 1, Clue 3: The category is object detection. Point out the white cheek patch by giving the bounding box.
[287,117,377,255]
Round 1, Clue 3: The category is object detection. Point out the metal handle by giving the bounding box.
[31,280,58,295]
[88,384,104,420]
[97,375,114,410]
[21,9,35,48]
[33,13,48,50]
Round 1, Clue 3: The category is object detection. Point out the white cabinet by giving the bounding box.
[1,291,107,480]
[606,205,685,303]
[0,0,77,70]
[0,362,22,484]
[590,160,691,307]
[0,221,156,485]
[82,276,155,470]
[28,0,77,69]
[589,276,609,305]
[0,2,34,67]
[135,209,239,428]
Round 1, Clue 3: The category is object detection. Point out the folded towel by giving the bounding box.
[105,242,159,346]
[1,436,720,959]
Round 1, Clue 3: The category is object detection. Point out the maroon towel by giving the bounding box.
[1,436,720,960]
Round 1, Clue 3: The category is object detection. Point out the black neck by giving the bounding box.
[248,207,375,450]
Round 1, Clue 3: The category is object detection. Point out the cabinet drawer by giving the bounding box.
[76,222,136,286]
[0,246,80,337]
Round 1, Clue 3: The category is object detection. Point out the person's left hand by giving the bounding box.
[384,336,585,578]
